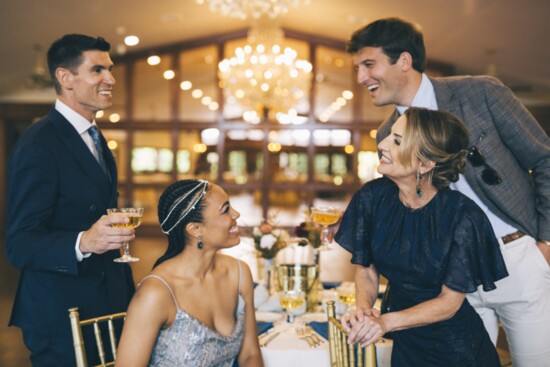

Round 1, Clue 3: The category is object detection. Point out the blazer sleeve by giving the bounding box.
[481,77,550,240]
[6,139,80,275]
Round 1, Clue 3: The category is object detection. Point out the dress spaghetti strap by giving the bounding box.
[139,275,181,311]
[236,259,242,295]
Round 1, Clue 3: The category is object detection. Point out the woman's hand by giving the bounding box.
[347,314,387,346]
[341,306,380,333]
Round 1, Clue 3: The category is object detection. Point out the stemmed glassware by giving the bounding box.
[310,206,342,251]
[278,290,306,323]
[337,284,356,311]
[107,207,143,263]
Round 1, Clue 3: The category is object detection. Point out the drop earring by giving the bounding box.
[416,170,423,198]
[197,234,203,250]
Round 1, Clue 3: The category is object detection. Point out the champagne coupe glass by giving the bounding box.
[107,207,143,263]
[310,207,342,251]
[337,284,356,311]
[278,290,306,323]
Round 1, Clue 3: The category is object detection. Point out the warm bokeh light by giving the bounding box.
[107,140,118,150]
[124,35,139,47]
[163,70,175,80]
[193,143,207,153]
[109,113,121,123]
[342,90,354,100]
[180,81,192,90]
[268,142,282,152]
[147,55,161,65]
[191,89,203,99]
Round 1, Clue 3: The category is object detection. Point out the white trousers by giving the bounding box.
[467,235,550,367]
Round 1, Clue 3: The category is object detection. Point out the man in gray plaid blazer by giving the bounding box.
[346,17,550,367]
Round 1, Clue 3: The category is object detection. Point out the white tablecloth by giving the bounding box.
[258,316,392,367]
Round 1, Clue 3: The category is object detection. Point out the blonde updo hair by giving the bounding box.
[397,107,469,190]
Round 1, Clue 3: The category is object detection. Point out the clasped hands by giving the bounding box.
[341,306,387,347]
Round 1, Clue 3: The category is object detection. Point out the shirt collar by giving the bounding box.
[55,99,95,134]
[396,73,438,115]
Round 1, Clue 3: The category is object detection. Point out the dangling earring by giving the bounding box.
[416,170,423,198]
[197,234,203,250]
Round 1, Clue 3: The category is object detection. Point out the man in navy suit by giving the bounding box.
[344,18,550,367]
[6,34,135,366]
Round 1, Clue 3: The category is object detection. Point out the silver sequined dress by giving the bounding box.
[144,262,245,367]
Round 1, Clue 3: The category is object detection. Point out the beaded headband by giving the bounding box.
[160,180,208,235]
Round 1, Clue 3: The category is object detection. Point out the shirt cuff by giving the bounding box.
[75,232,92,261]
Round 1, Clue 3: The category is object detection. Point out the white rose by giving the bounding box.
[260,234,277,249]
[253,227,262,237]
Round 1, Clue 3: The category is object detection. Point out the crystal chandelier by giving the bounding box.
[196,0,308,20]
[218,19,312,122]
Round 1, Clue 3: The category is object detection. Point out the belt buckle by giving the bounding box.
[501,230,525,245]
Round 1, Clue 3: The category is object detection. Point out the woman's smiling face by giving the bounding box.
[200,184,241,249]
[377,114,419,183]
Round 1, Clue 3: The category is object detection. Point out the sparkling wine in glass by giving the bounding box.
[310,207,342,251]
[107,207,143,263]
[337,286,356,307]
[278,290,306,323]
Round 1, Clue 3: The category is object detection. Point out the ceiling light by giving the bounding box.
[218,18,312,121]
[124,35,140,47]
[147,55,161,65]
[196,0,309,20]
[191,89,203,98]
[180,81,193,90]
[163,70,175,80]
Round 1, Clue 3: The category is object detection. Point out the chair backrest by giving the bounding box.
[326,300,377,367]
[68,307,126,367]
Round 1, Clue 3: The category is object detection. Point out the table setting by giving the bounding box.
[254,282,392,367]
[222,210,392,366]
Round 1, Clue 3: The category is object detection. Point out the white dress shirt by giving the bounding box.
[55,99,95,261]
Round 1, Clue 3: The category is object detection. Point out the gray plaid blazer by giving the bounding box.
[377,75,550,241]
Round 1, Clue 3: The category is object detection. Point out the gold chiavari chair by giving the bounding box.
[326,300,377,367]
[68,307,126,367]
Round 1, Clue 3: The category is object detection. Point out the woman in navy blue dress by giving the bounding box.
[335,108,508,366]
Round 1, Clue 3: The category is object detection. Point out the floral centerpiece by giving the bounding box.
[253,219,289,294]
[253,221,290,259]
[294,209,323,249]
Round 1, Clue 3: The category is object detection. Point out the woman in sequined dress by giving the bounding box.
[116,180,263,367]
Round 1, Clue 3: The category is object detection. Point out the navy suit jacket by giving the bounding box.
[377,75,550,241]
[6,108,134,338]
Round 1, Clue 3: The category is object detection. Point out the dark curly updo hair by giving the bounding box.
[154,179,209,267]
[398,108,469,190]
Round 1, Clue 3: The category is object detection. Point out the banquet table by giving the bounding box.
[256,312,392,367]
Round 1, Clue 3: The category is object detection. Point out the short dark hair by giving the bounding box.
[47,34,111,93]
[346,17,426,73]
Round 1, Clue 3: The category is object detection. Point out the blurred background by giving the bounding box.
[2,1,549,365]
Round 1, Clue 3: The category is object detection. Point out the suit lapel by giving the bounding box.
[430,77,462,118]
[49,110,115,204]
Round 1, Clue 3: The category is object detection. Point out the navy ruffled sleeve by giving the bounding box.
[443,200,509,293]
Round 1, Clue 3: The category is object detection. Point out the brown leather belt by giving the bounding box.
[501,230,525,244]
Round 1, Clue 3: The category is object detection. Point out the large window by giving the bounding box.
[101,29,452,230]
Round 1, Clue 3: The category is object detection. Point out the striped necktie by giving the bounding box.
[88,125,110,179]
